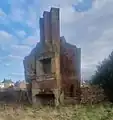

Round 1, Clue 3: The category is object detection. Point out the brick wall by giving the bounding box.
[60,42,81,98]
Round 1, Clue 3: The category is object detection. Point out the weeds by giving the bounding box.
[0,103,113,120]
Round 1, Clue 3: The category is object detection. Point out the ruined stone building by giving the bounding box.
[23,7,81,106]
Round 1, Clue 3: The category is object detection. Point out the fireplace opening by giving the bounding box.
[40,58,52,74]
[35,94,55,106]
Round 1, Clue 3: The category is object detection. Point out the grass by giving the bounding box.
[0,103,113,120]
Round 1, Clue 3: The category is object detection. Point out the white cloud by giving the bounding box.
[26,0,113,80]
[8,72,24,81]
[10,44,32,57]
[0,31,12,38]
[25,6,39,29]
[11,44,30,49]
[17,30,26,38]
[0,8,12,25]
[8,0,38,29]
[81,27,113,80]
[0,31,17,46]
[25,36,39,46]
[0,8,6,17]
[8,0,26,22]
[4,63,10,66]
[92,0,111,10]
[23,30,40,46]
[8,54,23,60]
[11,72,24,76]
[9,8,25,22]
[60,6,84,24]
[53,0,113,80]
[1,0,113,80]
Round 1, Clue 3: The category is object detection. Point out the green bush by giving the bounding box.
[90,51,113,101]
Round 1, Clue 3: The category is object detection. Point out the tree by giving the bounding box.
[90,51,113,101]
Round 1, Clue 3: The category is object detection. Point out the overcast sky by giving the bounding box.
[0,0,113,81]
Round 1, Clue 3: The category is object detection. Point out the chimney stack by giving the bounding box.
[39,8,60,45]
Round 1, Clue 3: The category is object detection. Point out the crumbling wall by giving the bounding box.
[81,85,106,104]
[60,42,80,99]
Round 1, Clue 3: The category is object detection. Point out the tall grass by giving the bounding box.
[0,103,113,120]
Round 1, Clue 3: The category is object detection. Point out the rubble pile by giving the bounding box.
[81,85,106,104]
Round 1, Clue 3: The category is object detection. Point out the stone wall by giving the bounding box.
[0,88,28,104]
[80,85,106,104]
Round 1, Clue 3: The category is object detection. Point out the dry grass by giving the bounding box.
[0,103,113,120]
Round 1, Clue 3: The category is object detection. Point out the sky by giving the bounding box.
[0,0,113,82]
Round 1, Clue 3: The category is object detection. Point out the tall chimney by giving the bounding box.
[50,8,60,43]
[39,18,45,44]
[43,11,52,44]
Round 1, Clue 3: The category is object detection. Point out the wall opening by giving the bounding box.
[40,58,52,74]
[70,84,74,97]
[35,94,55,106]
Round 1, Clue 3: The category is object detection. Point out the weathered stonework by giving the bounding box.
[23,7,81,106]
